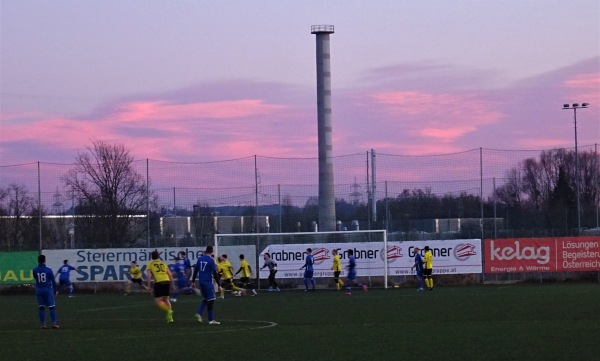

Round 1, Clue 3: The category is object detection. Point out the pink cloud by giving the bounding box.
[368,90,503,143]
[3,116,110,147]
[115,99,285,122]
[419,126,476,142]
[563,72,600,100]
[1,98,294,162]
[564,72,600,89]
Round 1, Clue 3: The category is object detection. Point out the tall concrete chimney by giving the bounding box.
[311,25,336,232]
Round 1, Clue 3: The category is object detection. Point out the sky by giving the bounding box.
[1,0,599,166]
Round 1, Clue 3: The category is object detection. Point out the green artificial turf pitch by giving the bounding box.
[1,284,599,361]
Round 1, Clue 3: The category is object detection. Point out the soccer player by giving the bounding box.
[423,245,434,290]
[410,247,425,291]
[218,254,246,298]
[300,248,315,292]
[125,261,149,295]
[235,254,257,296]
[345,249,368,295]
[145,250,175,323]
[261,253,279,291]
[33,254,59,329]
[331,249,344,291]
[169,257,194,302]
[191,245,220,325]
[55,259,82,298]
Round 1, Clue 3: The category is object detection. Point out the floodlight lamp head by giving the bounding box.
[582,102,589,107]
[572,103,579,108]
[563,104,570,108]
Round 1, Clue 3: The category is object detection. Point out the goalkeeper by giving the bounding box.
[261,253,280,291]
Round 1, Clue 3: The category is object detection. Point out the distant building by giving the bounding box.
[410,218,504,233]
[160,215,270,237]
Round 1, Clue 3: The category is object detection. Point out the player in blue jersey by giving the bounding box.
[300,248,316,292]
[34,255,59,329]
[410,247,425,291]
[191,245,220,325]
[55,259,82,298]
[345,249,368,295]
[178,251,193,279]
[169,257,194,302]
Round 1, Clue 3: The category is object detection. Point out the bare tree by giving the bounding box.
[0,184,34,250]
[495,148,600,230]
[62,140,153,247]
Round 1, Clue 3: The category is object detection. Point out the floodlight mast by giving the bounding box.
[562,102,590,235]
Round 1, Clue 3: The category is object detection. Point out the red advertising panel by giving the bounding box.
[485,237,600,273]
[560,237,600,271]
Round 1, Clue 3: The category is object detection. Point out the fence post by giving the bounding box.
[371,149,377,224]
[147,158,150,248]
[366,151,370,230]
[38,161,42,253]
[254,155,259,233]
[480,147,484,240]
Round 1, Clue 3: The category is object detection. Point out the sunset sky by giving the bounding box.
[1,0,599,166]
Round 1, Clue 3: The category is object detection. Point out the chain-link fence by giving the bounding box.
[1,145,599,251]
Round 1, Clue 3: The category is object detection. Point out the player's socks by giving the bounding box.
[208,309,214,321]
[49,308,57,324]
[304,278,309,290]
[69,286,73,296]
[198,300,207,315]
[39,310,46,325]
[429,279,434,289]
[310,279,316,290]
[166,310,174,323]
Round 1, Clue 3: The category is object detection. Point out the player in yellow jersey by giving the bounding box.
[235,254,257,296]
[125,261,149,295]
[218,255,245,298]
[423,246,434,291]
[331,249,344,290]
[145,250,175,323]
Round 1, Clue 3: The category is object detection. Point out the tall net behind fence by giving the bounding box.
[0,145,598,251]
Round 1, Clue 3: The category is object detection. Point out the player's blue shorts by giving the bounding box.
[59,279,72,287]
[198,281,215,301]
[347,270,357,281]
[304,270,314,279]
[36,288,56,307]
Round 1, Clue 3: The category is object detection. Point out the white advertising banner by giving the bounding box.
[258,239,482,278]
[43,246,256,282]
